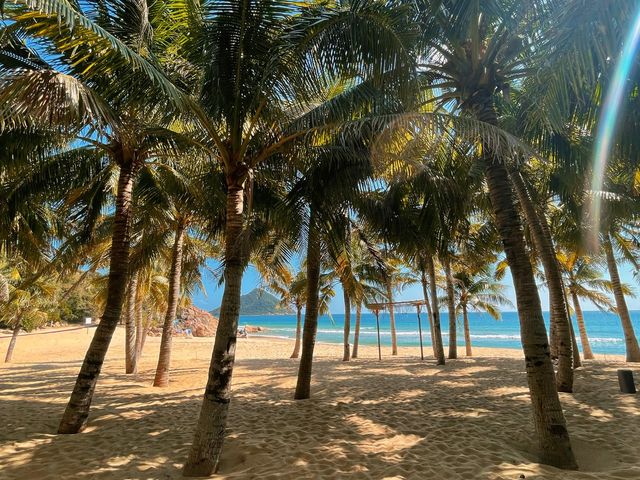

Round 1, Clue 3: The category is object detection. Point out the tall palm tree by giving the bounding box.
[1,1,198,433]
[412,0,588,466]
[178,3,417,472]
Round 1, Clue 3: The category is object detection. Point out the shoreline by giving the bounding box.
[245,332,627,362]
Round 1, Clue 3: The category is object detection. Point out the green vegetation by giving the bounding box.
[3,0,640,475]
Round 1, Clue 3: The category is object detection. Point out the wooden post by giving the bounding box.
[375,309,382,361]
[617,369,637,394]
[416,304,424,361]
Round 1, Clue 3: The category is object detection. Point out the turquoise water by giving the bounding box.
[240,311,640,355]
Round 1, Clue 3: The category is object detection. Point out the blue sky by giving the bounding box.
[191,258,640,314]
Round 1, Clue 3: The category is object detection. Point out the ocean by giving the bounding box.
[240,310,640,356]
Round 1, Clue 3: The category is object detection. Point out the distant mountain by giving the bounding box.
[211,288,292,316]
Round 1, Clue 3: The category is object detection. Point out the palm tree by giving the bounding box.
[1,258,55,362]
[557,251,621,360]
[602,232,640,362]
[179,3,417,472]
[1,3,198,433]
[451,266,513,357]
[413,1,583,466]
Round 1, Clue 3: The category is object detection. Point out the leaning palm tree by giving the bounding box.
[1,0,199,433]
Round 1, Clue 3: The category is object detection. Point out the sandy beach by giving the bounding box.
[1,326,639,479]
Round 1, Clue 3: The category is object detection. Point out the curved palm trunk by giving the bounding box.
[510,171,573,392]
[427,256,446,365]
[58,157,138,434]
[462,303,472,357]
[153,222,186,387]
[342,287,351,361]
[385,280,398,355]
[294,213,321,400]
[352,302,362,359]
[484,158,576,469]
[135,304,144,358]
[183,183,246,476]
[125,272,138,374]
[4,321,21,363]
[290,305,303,359]
[571,292,594,360]
[603,233,640,362]
[444,257,457,359]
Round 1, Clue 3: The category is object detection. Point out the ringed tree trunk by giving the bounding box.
[510,171,573,392]
[294,209,321,400]
[153,221,187,387]
[427,256,446,365]
[569,319,581,369]
[342,285,351,361]
[385,279,398,355]
[183,173,248,476]
[290,304,303,359]
[482,140,576,468]
[58,154,139,434]
[4,320,22,363]
[603,233,640,362]
[462,303,472,357]
[135,290,144,358]
[444,256,457,359]
[419,264,436,356]
[571,291,594,360]
[352,301,362,359]
[125,272,139,374]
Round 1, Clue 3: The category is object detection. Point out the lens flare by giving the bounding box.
[589,8,640,248]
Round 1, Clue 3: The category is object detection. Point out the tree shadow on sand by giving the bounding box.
[1,356,639,479]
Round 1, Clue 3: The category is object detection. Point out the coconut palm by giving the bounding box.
[1,258,55,362]
[178,2,417,471]
[557,250,622,360]
[0,2,201,432]
[412,0,586,466]
[450,265,513,357]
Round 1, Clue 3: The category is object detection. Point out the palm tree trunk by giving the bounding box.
[603,233,640,362]
[153,221,186,387]
[484,157,576,469]
[385,280,398,355]
[444,256,457,359]
[135,305,144,358]
[427,256,446,365]
[352,302,362,359]
[58,156,138,434]
[569,319,581,368]
[510,171,573,392]
[4,321,21,363]
[571,292,594,360]
[125,272,138,374]
[183,181,247,476]
[342,286,351,361]
[138,314,150,358]
[420,265,437,357]
[462,303,472,357]
[290,305,303,359]
[294,211,321,400]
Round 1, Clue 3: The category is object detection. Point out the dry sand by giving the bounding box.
[1,326,639,479]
